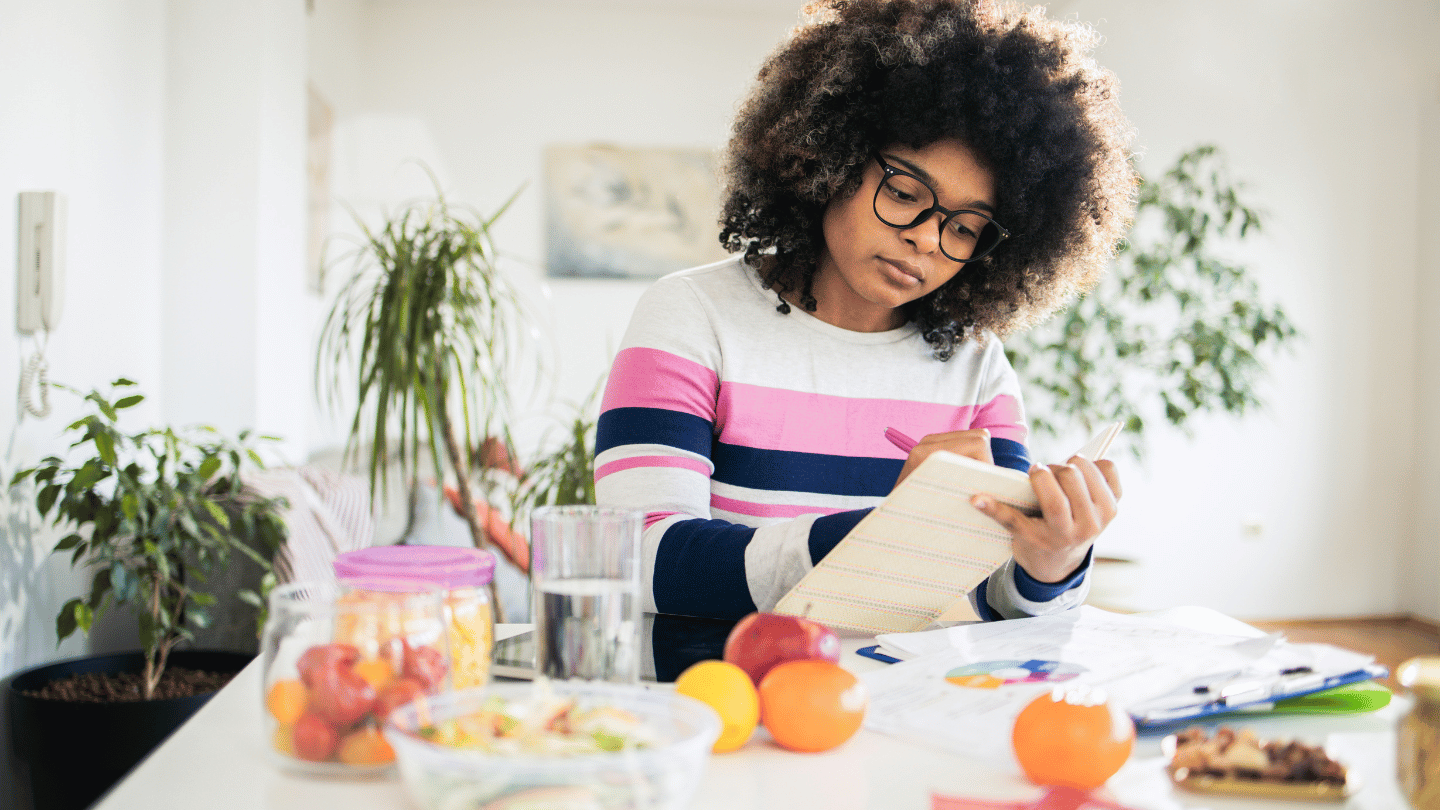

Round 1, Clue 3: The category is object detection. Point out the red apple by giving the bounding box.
[723,612,841,687]
[292,712,339,761]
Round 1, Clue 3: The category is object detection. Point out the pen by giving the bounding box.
[884,427,917,454]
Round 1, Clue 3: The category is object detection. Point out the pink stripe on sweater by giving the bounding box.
[972,395,1026,443]
[595,455,711,482]
[710,494,850,519]
[601,347,718,420]
[714,382,1025,456]
[645,511,679,529]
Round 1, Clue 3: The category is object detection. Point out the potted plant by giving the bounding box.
[508,380,603,512]
[316,177,537,621]
[1006,145,1300,606]
[6,379,286,810]
[1008,144,1300,457]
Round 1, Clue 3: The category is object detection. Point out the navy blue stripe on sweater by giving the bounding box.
[652,518,758,620]
[711,443,901,498]
[991,437,1030,473]
[1013,546,1093,602]
[808,508,872,564]
[595,407,713,458]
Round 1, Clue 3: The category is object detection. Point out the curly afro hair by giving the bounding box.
[719,0,1137,357]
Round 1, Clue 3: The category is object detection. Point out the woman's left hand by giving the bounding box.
[970,455,1122,583]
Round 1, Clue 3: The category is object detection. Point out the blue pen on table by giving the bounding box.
[884,427,917,454]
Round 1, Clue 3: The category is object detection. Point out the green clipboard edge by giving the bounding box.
[1234,680,1393,716]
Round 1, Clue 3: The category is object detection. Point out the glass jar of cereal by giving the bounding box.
[334,546,497,690]
[1399,656,1440,809]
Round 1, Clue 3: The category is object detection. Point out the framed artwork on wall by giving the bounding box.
[544,143,730,279]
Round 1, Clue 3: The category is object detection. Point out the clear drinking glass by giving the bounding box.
[260,580,451,776]
[529,505,645,683]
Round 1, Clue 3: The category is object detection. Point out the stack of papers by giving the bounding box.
[858,606,1381,766]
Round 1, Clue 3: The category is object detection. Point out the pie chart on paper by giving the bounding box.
[944,659,1085,689]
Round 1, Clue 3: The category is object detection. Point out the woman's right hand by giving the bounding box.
[893,428,993,488]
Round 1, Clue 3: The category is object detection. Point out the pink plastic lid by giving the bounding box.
[334,545,496,589]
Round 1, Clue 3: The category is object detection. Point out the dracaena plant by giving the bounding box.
[316,172,538,620]
[1007,144,1300,457]
[10,379,286,699]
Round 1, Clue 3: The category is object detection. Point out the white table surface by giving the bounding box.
[91,623,1412,810]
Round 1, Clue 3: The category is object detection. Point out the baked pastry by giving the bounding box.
[1165,725,1352,800]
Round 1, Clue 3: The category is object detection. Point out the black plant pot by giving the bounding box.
[6,649,252,810]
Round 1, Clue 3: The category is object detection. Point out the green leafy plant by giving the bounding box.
[9,379,286,699]
[317,174,535,618]
[509,380,604,511]
[1007,144,1300,456]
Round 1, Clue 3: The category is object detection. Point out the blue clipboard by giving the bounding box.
[856,645,903,665]
[1128,662,1389,729]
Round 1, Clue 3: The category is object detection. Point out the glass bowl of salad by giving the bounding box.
[383,679,720,810]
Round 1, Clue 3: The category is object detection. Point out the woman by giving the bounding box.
[595,0,1137,622]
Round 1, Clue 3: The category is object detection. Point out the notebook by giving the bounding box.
[773,422,1123,634]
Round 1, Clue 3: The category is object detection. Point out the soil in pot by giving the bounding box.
[21,667,236,703]
[7,649,251,810]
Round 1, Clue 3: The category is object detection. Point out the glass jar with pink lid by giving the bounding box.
[334,546,497,690]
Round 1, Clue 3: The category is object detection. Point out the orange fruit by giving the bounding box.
[1011,686,1135,789]
[265,679,308,725]
[336,726,396,765]
[352,656,396,691]
[757,659,866,752]
[271,723,296,756]
[674,660,760,753]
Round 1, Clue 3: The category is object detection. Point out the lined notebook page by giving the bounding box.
[774,450,1039,634]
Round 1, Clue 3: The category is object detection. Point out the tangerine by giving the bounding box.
[352,656,396,691]
[1011,686,1135,789]
[336,726,396,765]
[271,723,296,756]
[674,660,760,753]
[757,659,866,752]
[265,678,308,725]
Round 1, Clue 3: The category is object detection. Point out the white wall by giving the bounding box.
[1049,0,1440,620]
[307,0,803,446]
[0,0,169,677]
[1411,95,1440,620]
[0,0,315,681]
[311,0,1440,622]
[2,0,1437,687]
[163,0,314,457]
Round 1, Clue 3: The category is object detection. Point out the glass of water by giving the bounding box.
[529,505,644,683]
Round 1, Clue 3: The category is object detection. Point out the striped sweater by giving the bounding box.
[595,256,1090,622]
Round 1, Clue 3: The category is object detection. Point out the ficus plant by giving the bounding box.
[1007,144,1300,457]
[9,379,286,699]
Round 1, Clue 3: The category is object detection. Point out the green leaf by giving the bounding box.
[201,498,231,529]
[89,568,112,609]
[36,484,60,517]
[56,599,83,641]
[53,533,83,552]
[114,394,144,409]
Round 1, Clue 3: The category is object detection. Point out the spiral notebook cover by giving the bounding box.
[773,450,1038,634]
[773,422,1122,635]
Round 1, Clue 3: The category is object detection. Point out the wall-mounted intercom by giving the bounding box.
[17,190,66,419]
[17,190,66,334]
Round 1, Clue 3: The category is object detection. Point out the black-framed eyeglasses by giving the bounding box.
[872,152,1010,263]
